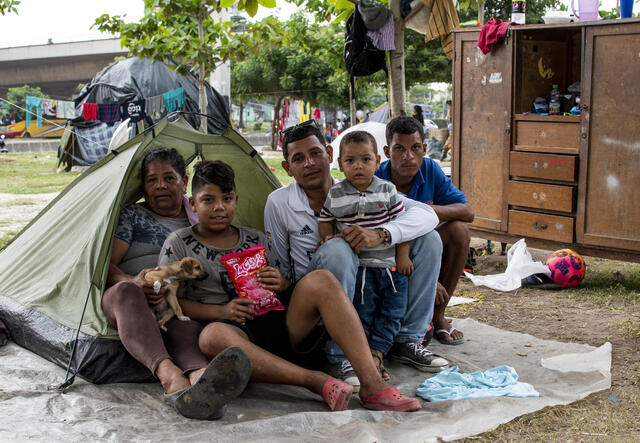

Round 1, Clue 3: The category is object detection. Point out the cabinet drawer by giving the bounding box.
[508,209,574,243]
[515,121,580,154]
[510,152,577,181]
[508,181,575,212]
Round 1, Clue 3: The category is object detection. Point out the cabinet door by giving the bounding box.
[577,23,640,251]
[453,32,512,232]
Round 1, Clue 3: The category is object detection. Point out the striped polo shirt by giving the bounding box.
[319,176,404,267]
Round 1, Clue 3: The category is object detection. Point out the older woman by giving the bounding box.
[102,148,251,420]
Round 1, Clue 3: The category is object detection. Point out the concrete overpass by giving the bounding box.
[0,38,128,99]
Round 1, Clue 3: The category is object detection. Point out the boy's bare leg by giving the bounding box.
[433,221,470,342]
[199,323,329,395]
[286,270,388,399]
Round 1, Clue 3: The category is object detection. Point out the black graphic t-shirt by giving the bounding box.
[114,204,190,276]
[121,100,146,122]
[159,226,280,305]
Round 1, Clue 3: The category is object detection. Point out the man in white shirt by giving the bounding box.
[264,121,448,390]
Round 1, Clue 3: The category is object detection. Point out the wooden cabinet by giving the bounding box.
[453,19,640,262]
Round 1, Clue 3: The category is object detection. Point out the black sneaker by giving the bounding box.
[326,359,360,393]
[389,342,449,373]
[521,273,562,290]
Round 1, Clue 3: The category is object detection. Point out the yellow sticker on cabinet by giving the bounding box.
[538,57,555,79]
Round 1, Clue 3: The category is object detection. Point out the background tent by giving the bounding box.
[329,121,387,170]
[58,57,230,169]
[0,115,280,385]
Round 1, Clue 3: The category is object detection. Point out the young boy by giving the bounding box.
[158,159,422,412]
[318,131,413,382]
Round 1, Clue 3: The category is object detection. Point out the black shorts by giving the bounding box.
[217,284,327,369]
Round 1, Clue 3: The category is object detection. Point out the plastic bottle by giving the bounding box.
[549,84,561,115]
[512,0,526,24]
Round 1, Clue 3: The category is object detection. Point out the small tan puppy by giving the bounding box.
[145,257,209,330]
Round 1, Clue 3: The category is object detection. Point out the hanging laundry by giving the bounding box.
[121,100,146,122]
[145,95,166,121]
[358,0,392,31]
[367,15,395,50]
[83,103,98,121]
[416,365,539,402]
[299,101,311,123]
[75,122,119,165]
[25,96,43,128]
[313,108,321,120]
[56,100,77,119]
[162,87,186,113]
[97,103,122,125]
[477,17,513,54]
[42,99,57,117]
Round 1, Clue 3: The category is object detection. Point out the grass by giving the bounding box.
[0,152,80,194]
[0,198,40,206]
[262,157,345,186]
[0,230,19,251]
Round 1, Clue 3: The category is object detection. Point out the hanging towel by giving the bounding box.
[162,87,186,113]
[477,17,513,54]
[75,122,118,165]
[83,103,98,121]
[25,96,43,128]
[121,100,146,122]
[313,108,321,120]
[368,15,395,50]
[146,95,166,121]
[56,100,77,119]
[42,99,57,117]
[422,0,460,60]
[97,103,122,125]
[416,365,539,402]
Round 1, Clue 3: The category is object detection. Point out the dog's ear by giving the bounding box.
[181,258,194,274]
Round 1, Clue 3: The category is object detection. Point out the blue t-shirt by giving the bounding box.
[375,158,467,206]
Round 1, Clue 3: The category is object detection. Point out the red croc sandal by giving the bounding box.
[361,387,421,412]
[322,378,354,411]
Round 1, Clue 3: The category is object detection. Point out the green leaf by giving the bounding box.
[220,0,235,8]
[243,0,259,17]
[257,0,276,7]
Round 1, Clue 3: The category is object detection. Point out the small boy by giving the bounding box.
[318,131,413,381]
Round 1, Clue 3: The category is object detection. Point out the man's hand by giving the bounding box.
[220,298,256,323]
[256,266,290,293]
[435,281,450,306]
[342,225,383,253]
[396,255,414,276]
[132,267,166,305]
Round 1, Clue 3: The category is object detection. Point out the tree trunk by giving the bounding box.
[270,95,284,151]
[389,0,406,118]
[478,1,485,24]
[349,80,356,127]
[198,17,208,134]
[239,102,245,130]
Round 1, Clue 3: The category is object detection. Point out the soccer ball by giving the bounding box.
[545,249,586,288]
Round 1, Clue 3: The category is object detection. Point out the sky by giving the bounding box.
[0,0,623,49]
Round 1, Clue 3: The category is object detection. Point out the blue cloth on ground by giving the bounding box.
[416,365,539,402]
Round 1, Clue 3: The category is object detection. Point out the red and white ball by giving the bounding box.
[546,249,586,288]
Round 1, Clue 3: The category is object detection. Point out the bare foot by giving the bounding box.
[188,367,206,385]
[156,359,190,394]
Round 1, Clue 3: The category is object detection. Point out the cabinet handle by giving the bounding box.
[533,222,547,230]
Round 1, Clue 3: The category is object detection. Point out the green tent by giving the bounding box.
[0,115,280,384]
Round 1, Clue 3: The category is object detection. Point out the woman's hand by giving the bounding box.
[220,298,256,323]
[256,266,289,293]
[132,267,165,305]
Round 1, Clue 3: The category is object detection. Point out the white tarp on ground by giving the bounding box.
[0,318,611,442]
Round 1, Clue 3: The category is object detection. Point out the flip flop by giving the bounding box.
[360,387,421,412]
[164,346,251,420]
[322,378,354,411]
[435,326,464,345]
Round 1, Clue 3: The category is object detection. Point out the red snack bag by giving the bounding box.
[220,244,285,316]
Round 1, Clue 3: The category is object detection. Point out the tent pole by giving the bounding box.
[55,284,94,393]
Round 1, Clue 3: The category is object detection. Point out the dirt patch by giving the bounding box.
[452,244,640,440]
[0,193,58,237]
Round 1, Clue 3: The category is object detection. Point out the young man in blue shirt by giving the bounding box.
[376,117,474,345]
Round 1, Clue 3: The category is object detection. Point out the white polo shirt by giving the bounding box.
[264,179,438,283]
